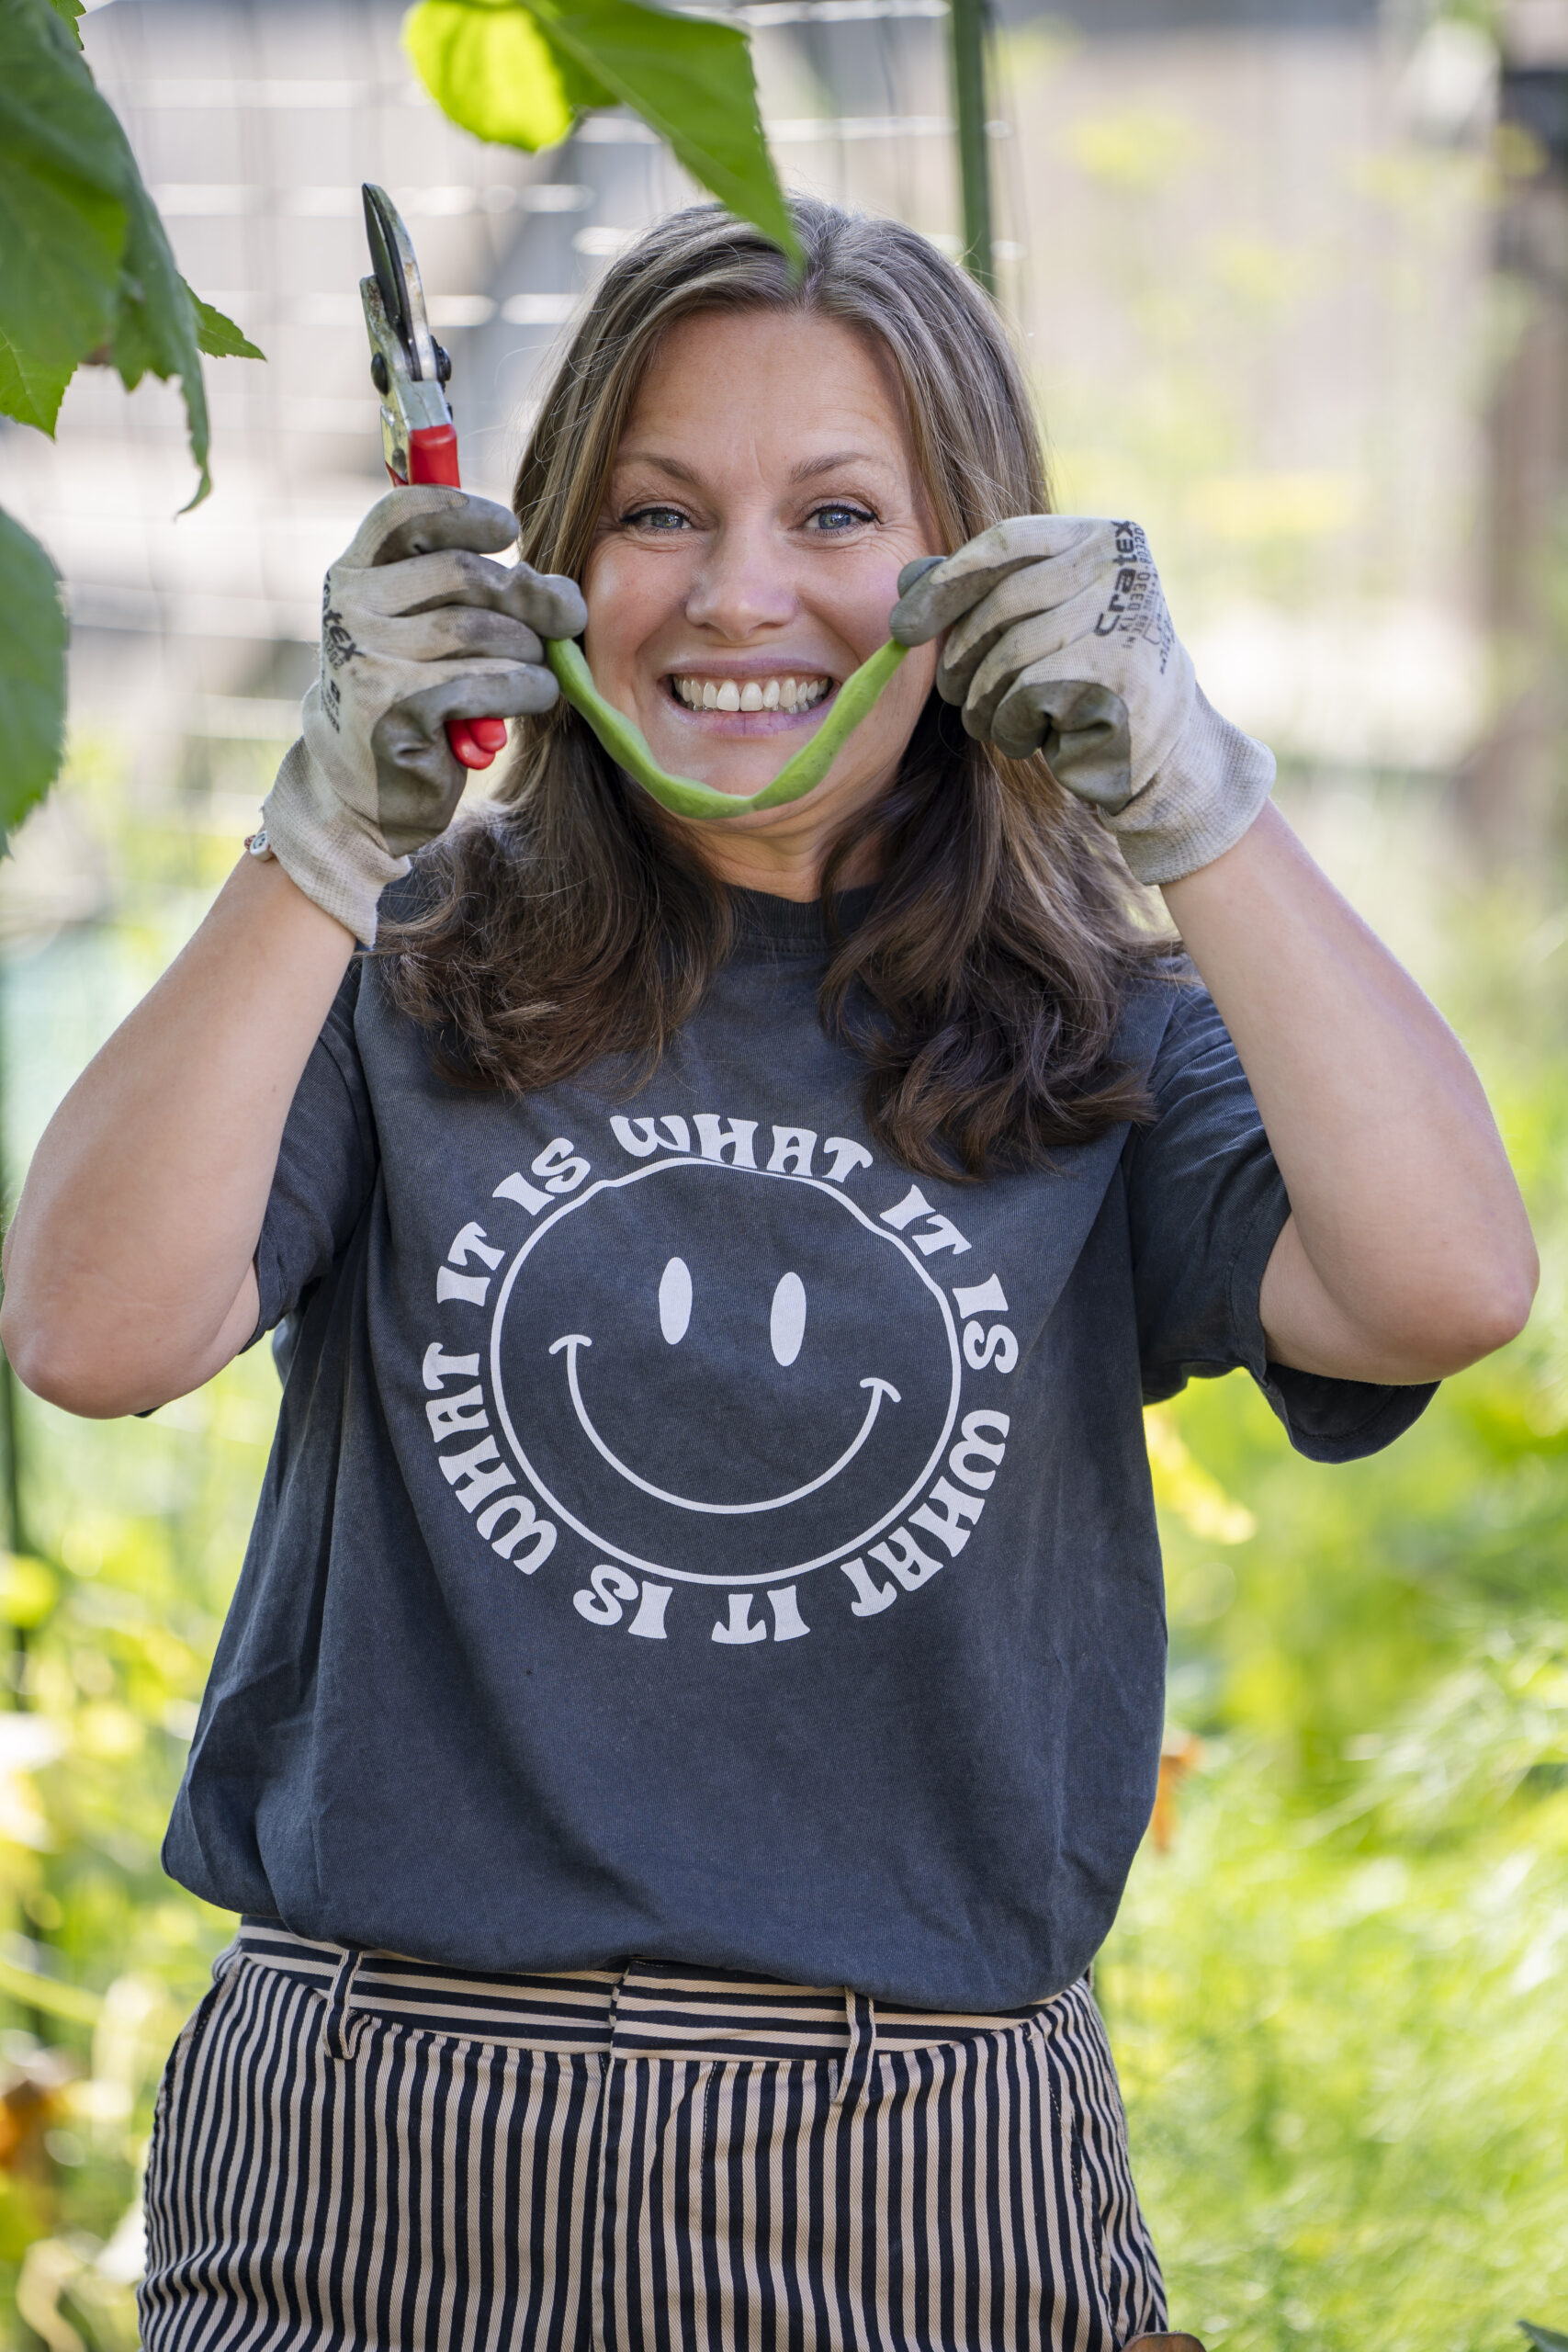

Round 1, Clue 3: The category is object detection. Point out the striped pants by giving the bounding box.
[141,1925,1166,2352]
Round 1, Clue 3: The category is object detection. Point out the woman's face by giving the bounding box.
[582,308,941,888]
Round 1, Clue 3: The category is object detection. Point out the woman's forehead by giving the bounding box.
[615,309,916,483]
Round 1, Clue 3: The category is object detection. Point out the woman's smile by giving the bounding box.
[664,665,836,727]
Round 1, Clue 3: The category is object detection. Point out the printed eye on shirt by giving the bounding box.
[420,1111,1019,1651]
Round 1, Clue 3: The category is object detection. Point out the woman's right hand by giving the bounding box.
[0,490,586,1419]
[261,485,585,944]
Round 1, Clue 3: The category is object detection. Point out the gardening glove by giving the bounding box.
[889,517,1273,887]
[259,485,586,944]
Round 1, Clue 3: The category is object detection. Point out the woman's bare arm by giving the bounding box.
[1163,803,1538,1385]
[0,857,355,1418]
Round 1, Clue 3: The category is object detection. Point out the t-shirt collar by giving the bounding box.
[727,883,880,961]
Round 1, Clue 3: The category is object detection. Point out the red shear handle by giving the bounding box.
[401,425,505,773]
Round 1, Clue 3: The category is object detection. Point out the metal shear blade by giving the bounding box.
[359,183,452,484]
[363,183,439,383]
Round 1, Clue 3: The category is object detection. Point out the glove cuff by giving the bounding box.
[261,739,409,948]
[1102,685,1275,887]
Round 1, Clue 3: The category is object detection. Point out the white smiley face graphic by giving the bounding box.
[489,1158,960,1586]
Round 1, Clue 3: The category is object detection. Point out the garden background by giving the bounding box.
[0,0,1564,2346]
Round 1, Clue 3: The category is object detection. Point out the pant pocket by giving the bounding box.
[1054,1987,1168,2346]
[147,1949,240,2145]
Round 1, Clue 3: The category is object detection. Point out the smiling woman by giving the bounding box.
[386,202,1162,1179]
[0,199,1536,2352]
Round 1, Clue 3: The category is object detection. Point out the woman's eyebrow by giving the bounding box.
[786,450,892,483]
[614,451,700,484]
[612,449,896,487]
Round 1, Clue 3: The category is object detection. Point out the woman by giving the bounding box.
[2,200,1535,2352]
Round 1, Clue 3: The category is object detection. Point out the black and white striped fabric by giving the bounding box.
[141,1928,1167,2351]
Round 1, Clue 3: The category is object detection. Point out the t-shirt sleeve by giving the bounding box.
[250,965,378,1339]
[1123,981,1436,1464]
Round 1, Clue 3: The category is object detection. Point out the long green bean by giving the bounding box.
[546,636,908,821]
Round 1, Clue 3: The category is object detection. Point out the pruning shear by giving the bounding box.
[360,183,506,772]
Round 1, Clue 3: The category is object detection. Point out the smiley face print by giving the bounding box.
[489,1158,962,1586]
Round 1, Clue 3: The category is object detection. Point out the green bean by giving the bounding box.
[546,636,908,821]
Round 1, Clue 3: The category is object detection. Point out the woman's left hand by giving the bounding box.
[896,517,1540,1385]
[890,515,1273,886]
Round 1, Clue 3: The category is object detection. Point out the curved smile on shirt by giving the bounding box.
[547,1331,901,1516]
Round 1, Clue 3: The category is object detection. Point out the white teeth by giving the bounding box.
[671,673,831,712]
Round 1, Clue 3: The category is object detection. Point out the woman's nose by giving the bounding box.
[682,524,798,639]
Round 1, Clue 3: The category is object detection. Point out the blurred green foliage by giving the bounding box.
[0,752,1561,2350]
[1110,864,1568,2350]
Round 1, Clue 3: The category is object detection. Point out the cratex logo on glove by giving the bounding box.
[416,1113,1020,1651]
[318,581,362,734]
[1091,524,1175,673]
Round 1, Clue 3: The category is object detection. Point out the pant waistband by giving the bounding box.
[231,1921,1055,2060]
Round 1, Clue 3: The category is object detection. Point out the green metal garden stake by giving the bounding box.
[948,0,995,295]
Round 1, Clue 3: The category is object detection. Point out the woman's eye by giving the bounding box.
[805,503,874,534]
[624,505,689,533]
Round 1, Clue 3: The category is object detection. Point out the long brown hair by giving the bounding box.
[383,198,1163,1180]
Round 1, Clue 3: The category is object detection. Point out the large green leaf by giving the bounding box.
[0,322,74,433]
[46,0,84,39]
[1518,2326,1568,2352]
[405,0,611,150]
[404,0,800,267]
[0,0,262,495]
[535,0,799,266]
[108,169,217,504]
[0,505,68,838]
[0,0,265,849]
[0,0,127,382]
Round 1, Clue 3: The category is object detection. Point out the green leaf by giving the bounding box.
[0,0,128,379]
[0,504,69,842]
[188,284,264,361]
[46,0,83,41]
[533,0,801,266]
[403,0,800,266]
[0,321,73,432]
[1518,2326,1568,2352]
[109,169,214,504]
[405,0,603,149]
[0,1,264,500]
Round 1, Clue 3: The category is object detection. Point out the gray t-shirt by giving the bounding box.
[164,887,1432,2010]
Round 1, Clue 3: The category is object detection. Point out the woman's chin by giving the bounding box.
[636,729,825,801]
[628,684,837,781]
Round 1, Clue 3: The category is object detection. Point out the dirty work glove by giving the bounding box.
[890,517,1273,887]
[260,485,586,944]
